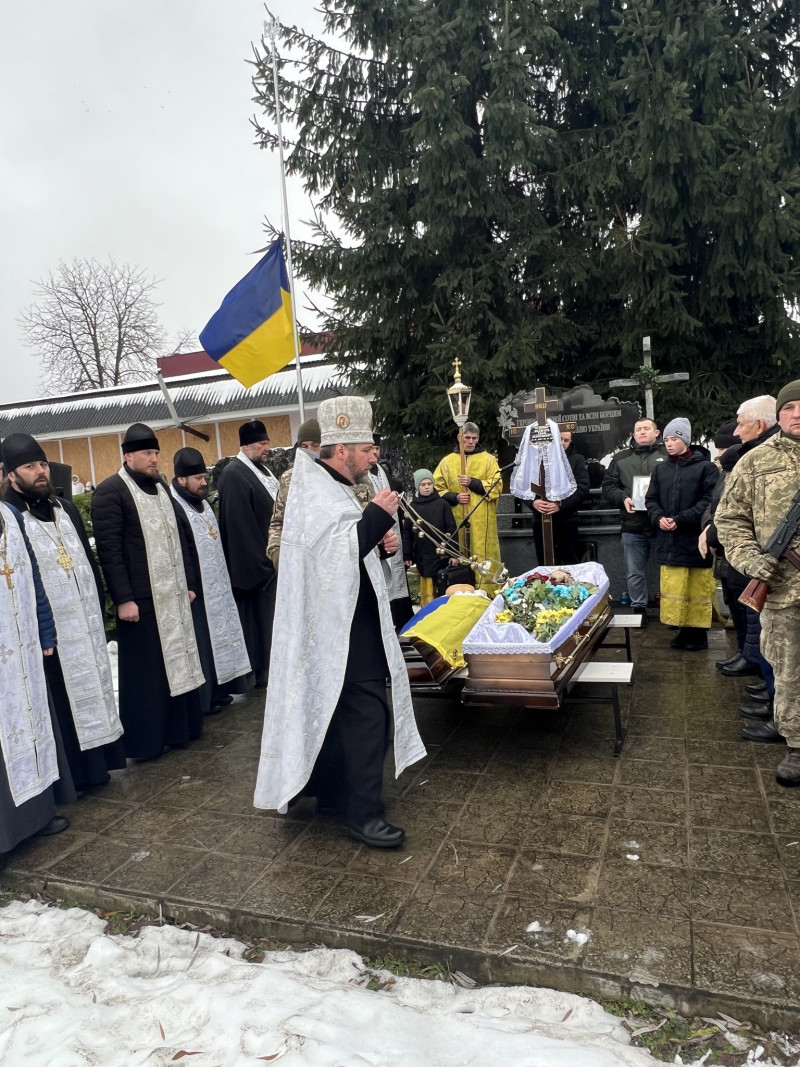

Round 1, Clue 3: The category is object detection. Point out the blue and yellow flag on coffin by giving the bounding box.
[199,238,294,388]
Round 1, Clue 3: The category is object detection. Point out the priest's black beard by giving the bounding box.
[20,478,52,501]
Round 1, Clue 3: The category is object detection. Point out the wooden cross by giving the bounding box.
[0,561,14,590]
[522,386,560,566]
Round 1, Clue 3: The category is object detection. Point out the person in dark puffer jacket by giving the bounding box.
[402,470,457,605]
[602,418,668,619]
[645,417,719,651]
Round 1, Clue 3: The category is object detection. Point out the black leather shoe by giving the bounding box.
[37,816,70,837]
[741,719,783,742]
[683,637,709,652]
[743,689,771,704]
[739,701,774,721]
[720,657,761,677]
[670,629,688,649]
[632,605,648,627]
[715,653,741,670]
[747,681,769,696]
[348,818,405,848]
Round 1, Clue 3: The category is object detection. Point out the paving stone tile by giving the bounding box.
[692,922,800,1002]
[689,828,781,876]
[616,758,687,792]
[531,782,614,821]
[392,881,499,949]
[611,787,687,824]
[524,815,607,857]
[770,796,800,835]
[280,822,364,870]
[774,837,800,879]
[54,798,135,835]
[100,770,173,805]
[168,854,269,907]
[554,733,622,757]
[147,777,223,811]
[621,737,687,762]
[689,793,770,832]
[595,861,691,918]
[388,797,465,838]
[605,820,688,867]
[424,738,499,774]
[424,842,516,894]
[346,831,443,883]
[685,716,741,741]
[156,809,245,851]
[450,796,531,847]
[686,740,755,768]
[400,768,483,805]
[688,765,760,797]
[5,829,96,873]
[585,909,691,986]
[486,900,593,963]
[623,715,685,739]
[193,783,268,818]
[313,874,412,934]
[104,843,207,894]
[214,817,305,862]
[236,863,344,918]
[507,852,601,907]
[691,869,792,932]
[97,806,185,845]
[45,838,137,884]
[547,755,619,785]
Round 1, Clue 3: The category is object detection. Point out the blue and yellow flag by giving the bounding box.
[200,238,294,388]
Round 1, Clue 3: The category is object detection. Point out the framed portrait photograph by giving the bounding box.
[632,475,651,511]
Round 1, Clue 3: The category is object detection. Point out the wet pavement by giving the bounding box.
[4,616,800,1027]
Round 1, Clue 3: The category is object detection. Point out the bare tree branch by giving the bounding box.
[19,258,166,394]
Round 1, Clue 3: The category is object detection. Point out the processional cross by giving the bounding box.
[522,386,560,566]
[609,336,689,421]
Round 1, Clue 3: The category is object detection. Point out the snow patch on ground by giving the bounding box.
[0,900,722,1066]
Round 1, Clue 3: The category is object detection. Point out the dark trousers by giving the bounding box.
[307,678,390,824]
[721,574,748,652]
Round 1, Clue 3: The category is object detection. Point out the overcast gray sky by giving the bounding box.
[1,0,324,403]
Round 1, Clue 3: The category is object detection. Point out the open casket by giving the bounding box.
[402,564,611,708]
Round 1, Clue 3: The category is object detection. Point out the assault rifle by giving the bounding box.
[739,487,800,612]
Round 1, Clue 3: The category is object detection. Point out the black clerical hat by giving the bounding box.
[121,423,159,453]
[239,420,269,445]
[1,433,47,471]
[173,447,207,477]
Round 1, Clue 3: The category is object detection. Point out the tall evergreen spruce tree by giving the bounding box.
[253,0,800,448]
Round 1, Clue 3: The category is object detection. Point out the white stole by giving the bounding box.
[0,503,59,806]
[235,452,279,500]
[254,451,426,811]
[367,466,409,603]
[118,468,205,697]
[23,505,122,750]
[510,420,577,502]
[169,487,251,685]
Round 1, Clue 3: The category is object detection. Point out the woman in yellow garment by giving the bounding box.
[432,422,503,594]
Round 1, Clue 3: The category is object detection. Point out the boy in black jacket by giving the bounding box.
[402,470,457,605]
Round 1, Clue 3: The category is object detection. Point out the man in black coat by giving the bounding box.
[645,417,719,651]
[216,420,278,688]
[91,423,205,760]
[2,433,125,790]
[530,430,590,565]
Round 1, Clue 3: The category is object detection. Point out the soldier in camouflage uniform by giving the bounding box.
[716,379,800,787]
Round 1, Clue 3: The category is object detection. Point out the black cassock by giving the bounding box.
[3,486,126,790]
[217,458,276,688]
[92,467,204,760]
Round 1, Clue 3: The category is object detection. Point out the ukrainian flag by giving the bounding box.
[200,238,294,388]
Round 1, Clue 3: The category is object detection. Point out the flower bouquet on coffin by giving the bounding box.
[463,562,610,657]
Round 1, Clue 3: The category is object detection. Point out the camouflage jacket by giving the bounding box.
[266,464,374,569]
[715,433,800,607]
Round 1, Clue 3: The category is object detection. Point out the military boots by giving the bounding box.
[776,748,800,787]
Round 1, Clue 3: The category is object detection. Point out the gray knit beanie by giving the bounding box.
[662,417,691,444]
[414,469,434,492]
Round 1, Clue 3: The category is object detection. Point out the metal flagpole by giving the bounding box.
[266,17,306,422]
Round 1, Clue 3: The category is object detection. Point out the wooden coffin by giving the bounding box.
[460,594,612,709]
[400,635,466,691]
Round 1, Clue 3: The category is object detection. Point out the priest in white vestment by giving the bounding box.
[2,434,125,791]
[0,499,71,863]
[91,423,205,761]
[254,397,426,848]
[170,447,252,714]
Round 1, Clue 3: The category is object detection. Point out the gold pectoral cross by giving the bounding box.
[56,545,73,573]
[207,522,218,540]
[0,562,13,589]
